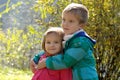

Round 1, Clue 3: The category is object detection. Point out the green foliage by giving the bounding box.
[0,65,32,80]
[33,0,72,27]
[0,26,44,69]
[0,1,22,18]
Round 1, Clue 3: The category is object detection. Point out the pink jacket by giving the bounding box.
[32,54,72,80]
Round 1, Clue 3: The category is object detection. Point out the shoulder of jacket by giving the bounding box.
[70,37,90,47]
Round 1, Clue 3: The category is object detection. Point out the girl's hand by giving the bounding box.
[37,58,46,69]
[30,60,37,73]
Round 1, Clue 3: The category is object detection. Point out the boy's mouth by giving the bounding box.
[64,28,69,30]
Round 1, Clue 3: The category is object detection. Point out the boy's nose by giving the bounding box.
[63,22,68,27]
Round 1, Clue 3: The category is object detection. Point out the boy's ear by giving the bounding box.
[79,23,85,28]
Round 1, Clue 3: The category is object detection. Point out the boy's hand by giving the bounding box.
[37,58,46,69]
[30,60,37,73]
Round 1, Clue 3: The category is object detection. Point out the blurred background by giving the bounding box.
[0,0,119,80]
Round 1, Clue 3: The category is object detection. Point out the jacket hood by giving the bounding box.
[73,31,96,45]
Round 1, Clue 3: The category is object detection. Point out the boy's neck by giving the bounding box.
[64,29,84,41]
[65,29,84,36]
[74,29,84,35]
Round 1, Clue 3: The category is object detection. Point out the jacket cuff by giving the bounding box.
[46,57,54,69]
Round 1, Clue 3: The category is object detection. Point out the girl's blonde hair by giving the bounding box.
[62,3,89,24]
[42,27,64,52]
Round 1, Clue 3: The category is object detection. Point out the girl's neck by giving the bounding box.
[45,52,53,57]
[45,52,59,57]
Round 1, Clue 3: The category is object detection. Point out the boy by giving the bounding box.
[31,3,98,80]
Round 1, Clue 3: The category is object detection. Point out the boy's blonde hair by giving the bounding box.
[62,3,89,24]
[42,27,64,52]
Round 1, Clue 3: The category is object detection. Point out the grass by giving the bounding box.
[0,66,33,80]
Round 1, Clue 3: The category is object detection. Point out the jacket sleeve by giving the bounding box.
[46,37,91,70]
[33,51,44,64]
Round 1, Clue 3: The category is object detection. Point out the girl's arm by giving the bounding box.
[36,58,46,69]
[33,51,44,64]
[30,51,44,72]
[30,60,37,73]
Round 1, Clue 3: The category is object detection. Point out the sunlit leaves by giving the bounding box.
[0,66,32,80]
[33,0,55,19]
[0,30,5,41]
[28,25,37,35]
[0,26,43,69]
[0,1,22,18]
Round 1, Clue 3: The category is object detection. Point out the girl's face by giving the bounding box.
[45,33,62,55]
[62,12,81,35]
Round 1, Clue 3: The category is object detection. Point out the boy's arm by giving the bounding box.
[46,37,91,70]
[46,48,87,70]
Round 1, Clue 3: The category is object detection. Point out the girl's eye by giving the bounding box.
[69,20,73,23]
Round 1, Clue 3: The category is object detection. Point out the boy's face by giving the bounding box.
[45,33,62,55]
[62,12,81,35]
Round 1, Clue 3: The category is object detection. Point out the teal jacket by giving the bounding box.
[33,31,98,80]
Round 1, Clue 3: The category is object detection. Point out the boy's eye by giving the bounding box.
[55,41,59,43]
[46,42,50,44]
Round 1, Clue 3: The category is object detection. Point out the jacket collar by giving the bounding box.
[66,30,96,45]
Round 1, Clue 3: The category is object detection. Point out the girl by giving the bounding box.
[31,27,72,80]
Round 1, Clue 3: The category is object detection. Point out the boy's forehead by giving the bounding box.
[62,7,80,17]
[62,12,73,18]
[62,11,79,19]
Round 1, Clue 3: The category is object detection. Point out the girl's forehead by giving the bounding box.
[46,32,59,36]
[45,33,61,38]
[45,34,62,42]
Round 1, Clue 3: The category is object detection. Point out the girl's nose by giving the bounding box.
[50,43,55,46]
